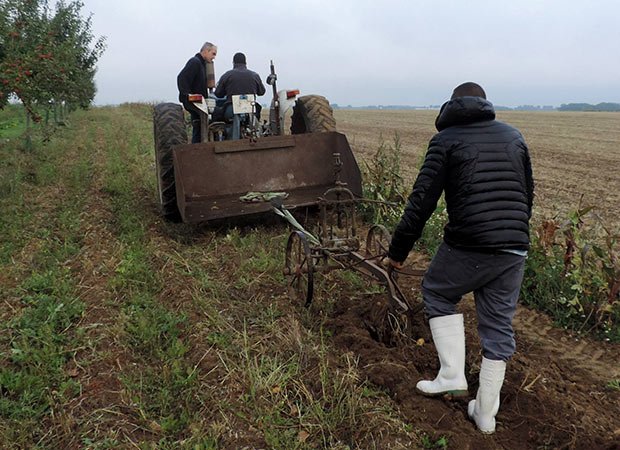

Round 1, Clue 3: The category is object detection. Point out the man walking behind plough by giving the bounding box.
[388,82,534,434]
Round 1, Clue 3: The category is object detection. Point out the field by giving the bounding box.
[0,105,619,449]
[335,109,620,225]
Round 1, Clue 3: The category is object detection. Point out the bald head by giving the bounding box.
[451,82,486,100]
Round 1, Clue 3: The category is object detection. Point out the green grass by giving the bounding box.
[0,108,91,443]
[0,105,27,139]
[1,269,83,421]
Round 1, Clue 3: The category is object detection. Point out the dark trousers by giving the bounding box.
[421,242,526,361]
[182,100,201,143]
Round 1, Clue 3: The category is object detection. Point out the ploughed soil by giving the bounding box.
[315,254,620,450]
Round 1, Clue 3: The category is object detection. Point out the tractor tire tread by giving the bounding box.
[153,102,187,222]
[290,95,337,134]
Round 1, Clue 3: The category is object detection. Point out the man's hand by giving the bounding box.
[388,258,404,269]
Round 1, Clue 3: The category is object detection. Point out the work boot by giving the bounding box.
[468,357,506,434]
[416,314,468,397]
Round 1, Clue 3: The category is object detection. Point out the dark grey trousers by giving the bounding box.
[421,242,526,361]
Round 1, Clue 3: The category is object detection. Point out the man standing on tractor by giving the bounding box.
[214,52,266,121]
[388,82,534,434]
[177,42,217,143]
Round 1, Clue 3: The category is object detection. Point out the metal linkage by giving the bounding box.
[282,181,424,314]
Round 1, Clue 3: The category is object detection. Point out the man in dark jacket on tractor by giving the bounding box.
[177,42,217,143]
[214,52,266,121]
[388,82,534,434]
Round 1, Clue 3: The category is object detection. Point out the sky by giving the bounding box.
[81,0,620,107]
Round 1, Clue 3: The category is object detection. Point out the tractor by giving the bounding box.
[152,61,362,223]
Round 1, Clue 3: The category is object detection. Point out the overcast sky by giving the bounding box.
[82,0,620,107]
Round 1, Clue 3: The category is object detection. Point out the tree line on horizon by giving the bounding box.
[556,102,620,112]
[0,0,106,122]
[331,102,620,112]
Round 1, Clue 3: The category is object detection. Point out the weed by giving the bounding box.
[418,198,448,256]
[122,362,199,435]
[522,206,620,341]
[334,268,369,292]
[80,437,121,449]
[606,379,620,391]
[358,134,448,257]
[0,123,91,445]
[111,244,159,292]
[123,293,187,360]
[359,133,408,228]
[420,433,449,449]
[205,331,232,348]
[0,105,27,138]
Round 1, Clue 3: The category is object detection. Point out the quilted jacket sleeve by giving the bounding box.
[388,135,447,262]
[523,142,535,218]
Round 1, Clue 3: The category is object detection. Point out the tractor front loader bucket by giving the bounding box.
[172,131,362,223]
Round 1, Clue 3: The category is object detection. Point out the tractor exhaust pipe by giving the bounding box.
[266,60,281,135]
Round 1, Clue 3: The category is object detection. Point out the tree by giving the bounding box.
[45,1,105,108]
[0,0,105,120]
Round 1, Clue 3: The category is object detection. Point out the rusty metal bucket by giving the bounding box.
[172,131,362,223]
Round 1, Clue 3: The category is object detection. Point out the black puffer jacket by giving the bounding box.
[388,97,534,262]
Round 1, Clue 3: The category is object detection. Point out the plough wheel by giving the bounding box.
[285,231,314,307]
[365,224,391,262]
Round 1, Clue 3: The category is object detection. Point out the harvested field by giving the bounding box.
[335,109,620,226]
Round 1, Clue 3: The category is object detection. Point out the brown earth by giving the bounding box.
[314,261,620,449]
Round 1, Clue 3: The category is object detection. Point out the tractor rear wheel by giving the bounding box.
[153,103,187,222]
[290,95,337,134]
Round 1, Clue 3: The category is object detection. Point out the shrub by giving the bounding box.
[359,134,407,228]
[522,207,620,341]
[360,135,448,256]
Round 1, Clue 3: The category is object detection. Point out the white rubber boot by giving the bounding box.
[416,314,468,397]
[468,357,506,434]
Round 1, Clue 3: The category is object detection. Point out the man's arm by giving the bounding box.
[388,136,447,264]
[214,71,228,98]
[177,59,196,100]
[523,143,535,218]
[255,72,266,96]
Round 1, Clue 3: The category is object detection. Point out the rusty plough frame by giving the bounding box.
[280,159,425,314]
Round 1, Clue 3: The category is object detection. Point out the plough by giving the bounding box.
[275,154,425,314]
